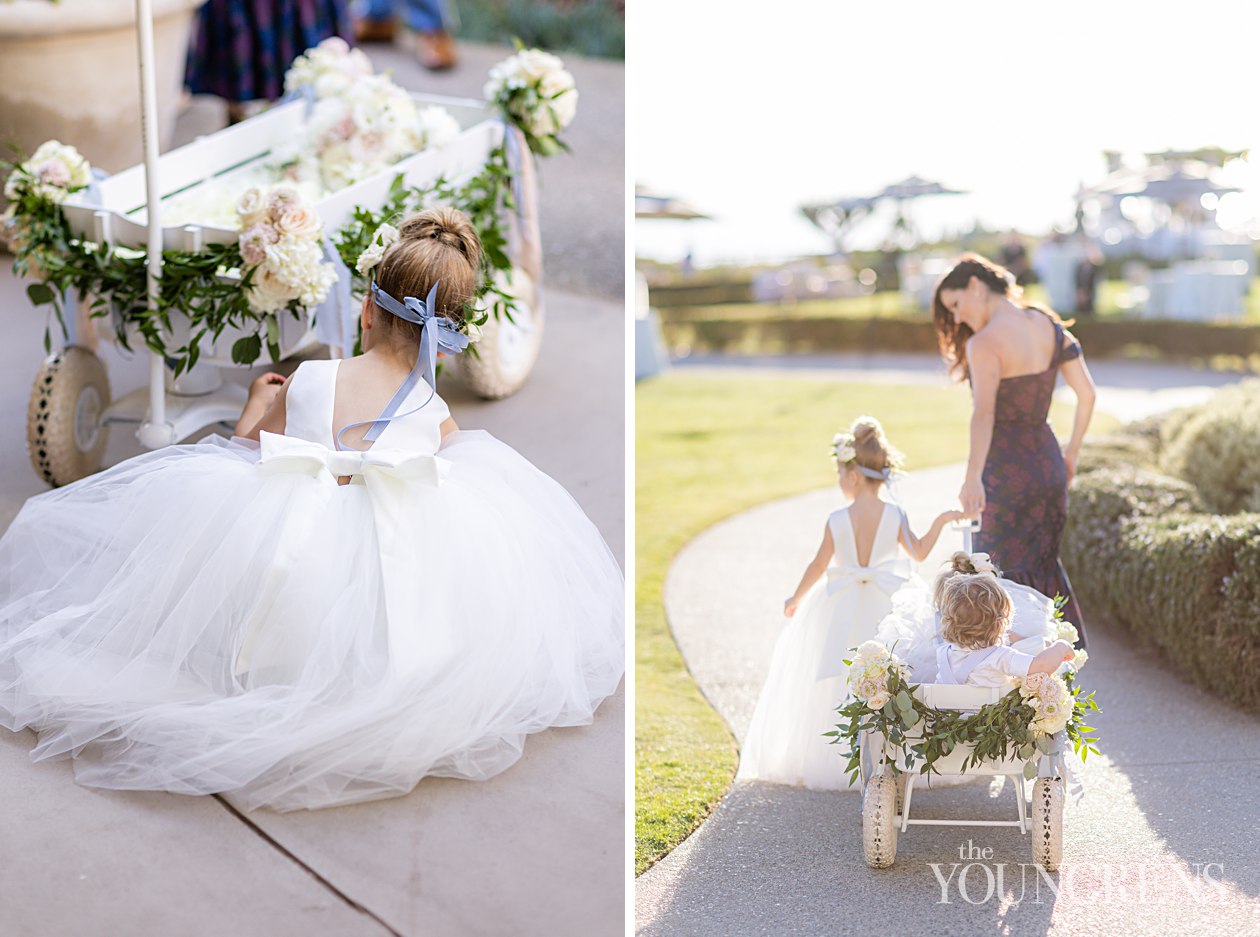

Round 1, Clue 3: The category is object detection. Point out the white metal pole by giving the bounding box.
[135,0,172,447]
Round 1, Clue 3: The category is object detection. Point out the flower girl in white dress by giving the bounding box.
[0,208,624,811]
[738,417,961,790]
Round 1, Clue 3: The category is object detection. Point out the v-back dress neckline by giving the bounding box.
[841,501,895,568]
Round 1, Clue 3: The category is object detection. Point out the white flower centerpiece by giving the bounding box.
[484,45,578,156]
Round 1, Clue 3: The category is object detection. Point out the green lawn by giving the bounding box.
[634,372,1116,875]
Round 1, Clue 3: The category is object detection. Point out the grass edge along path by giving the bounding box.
[634,371,1114,876]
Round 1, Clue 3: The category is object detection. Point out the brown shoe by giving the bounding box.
[415,30,457,70]
[354,17,397,43]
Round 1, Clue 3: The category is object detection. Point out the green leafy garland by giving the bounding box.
[830,636,1101,788]
[330,143,522,343]
[4,141,520,376]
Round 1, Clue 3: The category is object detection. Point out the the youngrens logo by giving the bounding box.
[929,840,1227,906]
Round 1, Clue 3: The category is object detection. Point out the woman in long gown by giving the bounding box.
[931,253,1096,646]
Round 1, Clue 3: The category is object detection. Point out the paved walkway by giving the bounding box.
[0,42,623,937]
[637,464,1260,935]
[672,351,1253,423]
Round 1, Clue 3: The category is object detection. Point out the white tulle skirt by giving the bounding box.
[738,573,921,791]
[0,431,624,811]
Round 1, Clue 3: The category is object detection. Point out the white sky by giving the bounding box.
[630,1,1260,265]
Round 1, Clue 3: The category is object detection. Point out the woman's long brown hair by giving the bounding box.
[931,252,1073,382]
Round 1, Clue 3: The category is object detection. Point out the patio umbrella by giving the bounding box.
[802,175,965,250]
[634,185,712,220]
[1106,165,1240,206]
[875,175,966,201]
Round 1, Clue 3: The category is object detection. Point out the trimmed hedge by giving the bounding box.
[1063,402,1260,710]
[659,312,1260,364]
[646,281,756,308]
[1158,381,1260,513]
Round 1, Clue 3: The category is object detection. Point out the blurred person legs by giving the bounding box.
[187,0,352,125]
[352,0,458,70]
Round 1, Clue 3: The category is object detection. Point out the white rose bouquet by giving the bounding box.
[484,47,579,156]
[284,73,458,193]
[848,640,907,712]
[284,37,374,101]
[1016,671,1072,736]
[279,40,460,195]
[236,186,337,314]
[3,140,92,205]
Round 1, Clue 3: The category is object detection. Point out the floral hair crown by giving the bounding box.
[831,432,857,464]
[832,431,897,481]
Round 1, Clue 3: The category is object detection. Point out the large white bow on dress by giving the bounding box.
[825,557,910,598]
[234,432,452,679]
[257,431,451,486]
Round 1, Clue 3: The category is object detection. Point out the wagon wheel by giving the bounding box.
[862,773,899,868]
[27,347,111,487]
[1031,777,1064,871]
[459,269,543,400]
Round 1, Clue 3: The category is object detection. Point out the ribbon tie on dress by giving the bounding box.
[258,431,450,486]
[825,557,909,598]
[334,281,469,451]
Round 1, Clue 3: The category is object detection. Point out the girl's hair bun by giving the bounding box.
[847,415,904,476]
[397,207,482,269]
[373,207,483,336]
[949,551,977,574]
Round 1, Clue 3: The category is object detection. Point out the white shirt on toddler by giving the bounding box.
[936,641,1037,689]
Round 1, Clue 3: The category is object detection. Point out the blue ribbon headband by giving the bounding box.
[334,279,469,450]
[853,464,892,481]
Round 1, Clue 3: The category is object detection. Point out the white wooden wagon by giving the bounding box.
[858,683,1068,872]
[30,86,543,486]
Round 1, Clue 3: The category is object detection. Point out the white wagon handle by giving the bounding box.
[135,0,176,449]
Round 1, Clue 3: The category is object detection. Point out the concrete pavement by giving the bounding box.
[637,463,1260,935]
[0,40,624,937]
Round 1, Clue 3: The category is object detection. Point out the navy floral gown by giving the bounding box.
[974,313,1087,648]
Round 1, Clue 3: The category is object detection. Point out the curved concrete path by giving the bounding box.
[637,463,1260,936]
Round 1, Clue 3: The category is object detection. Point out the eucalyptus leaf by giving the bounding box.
[26,283,54,306]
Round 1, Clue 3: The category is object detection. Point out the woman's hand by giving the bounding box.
[784,596,799,617]
[959,476,986,517]
[1063,447,1079,484]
